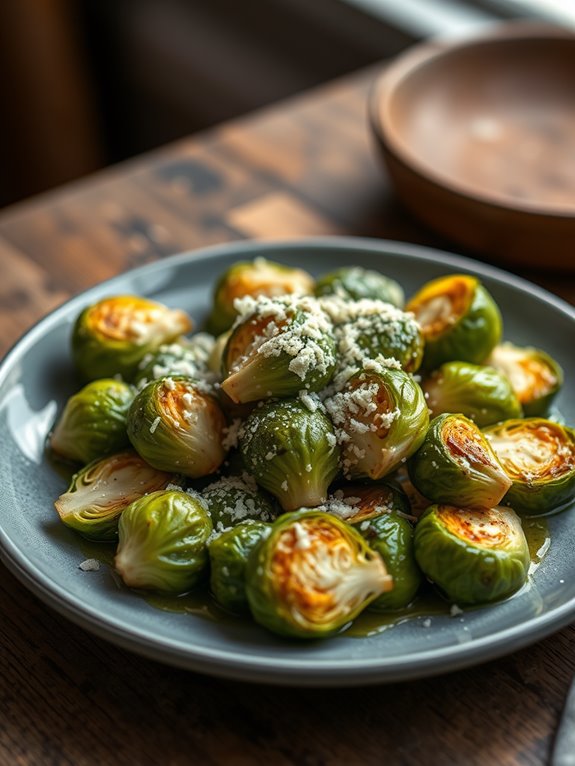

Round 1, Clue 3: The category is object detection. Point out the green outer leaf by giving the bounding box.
[484,418,575,516]
[314,267,404,307]
[115,489,212,594]
[245,510,389,638]
[408,413,511,509]
[414,504,530,604]
[337,312,424,373]
[354,510,422,611]
[54,451,174,541]
[423,361,522,427]
[409,278,502,371]
[127,376,226,478]
[209,521,270,613]
[49,379,133,465]
[240,399,340,510]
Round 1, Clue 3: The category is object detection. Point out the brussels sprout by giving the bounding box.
[54,451,174,541]
[423,361,522,427]
[205,258,315,336]
[127,376,226,478]
[221,295,336,403]
[414,504,530,604]
[324,362,429,480]
[239,399,340,511]
[315,267,404,307]
[323,482,411,522]
[329,300,424,374]
[134,335,216,388]
[408,414,511,509]
[485,343,563,417]
[115,489,211,594]
[209,521,271,613]
[484,418,575,515]
[355,511,421,611]
[406,275,502,370]
[72,295,192,381]
[49,379,134,464]
[202,474,276,528]
[246,510,392,638]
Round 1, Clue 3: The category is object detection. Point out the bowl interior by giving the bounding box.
[381,35,575,214]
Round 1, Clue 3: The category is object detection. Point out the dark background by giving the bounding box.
[0,0,417,208]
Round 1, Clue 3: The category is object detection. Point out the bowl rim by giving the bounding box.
[369,20,575,221]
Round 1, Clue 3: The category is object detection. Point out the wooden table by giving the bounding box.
[0,65,573,766]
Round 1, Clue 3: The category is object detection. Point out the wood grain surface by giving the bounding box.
[0,66,573,766]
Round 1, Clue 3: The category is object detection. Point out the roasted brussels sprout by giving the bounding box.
[246,510,392,638]
[325,483,421,611]
[355,511,421,611]
[54,451,174,540]
[72,295,192,381]
[49,379,133,464]
[324,362,429,480]
[221,295,336,403]
[239,399,340,511]
[484,418,575,515]
[315,267,404,307]
[115,489,212,594]
[329,299,424,374]
[414,504,530,604]
[209,521,271,613]
[486,342,563,417]
[202,474,276,529]
[134,335,216,388]
[423,361,522,427]
[408,414,511,509]
[323,482,411,522]
[127,376,226,477]
[406,275,502,370]
[206,258,314,336]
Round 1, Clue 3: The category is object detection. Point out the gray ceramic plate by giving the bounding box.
[1,238,574,687]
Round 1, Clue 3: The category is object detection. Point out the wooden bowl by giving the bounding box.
[370,22,575,271]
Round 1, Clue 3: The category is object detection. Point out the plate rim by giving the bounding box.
[1,235,574,686]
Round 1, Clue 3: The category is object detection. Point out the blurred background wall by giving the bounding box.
[0,0,419,208]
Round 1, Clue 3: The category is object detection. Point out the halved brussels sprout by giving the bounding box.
[423,361,522,427]
[209,520,271,613]
[324,363,429,480]
[54,451,174,540]
[330,300,424,374]
[246,510,392,638]
[406,275,502,370]
[314,267,404,307]
[72,295,192,381]
[354,511,421,611]
[240,399,340,511]
[49,379,134,465]
[221,295,336,403]
[202,474,276,528]
[205,258,314,336]
[115,489,212,594]
[486,343,563,417]
[414,504,530,604]
[134,335,216,388]
[127,376,226,477]
[484,418,575,515]
[408,414,511,509]
[323,482,411,522]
